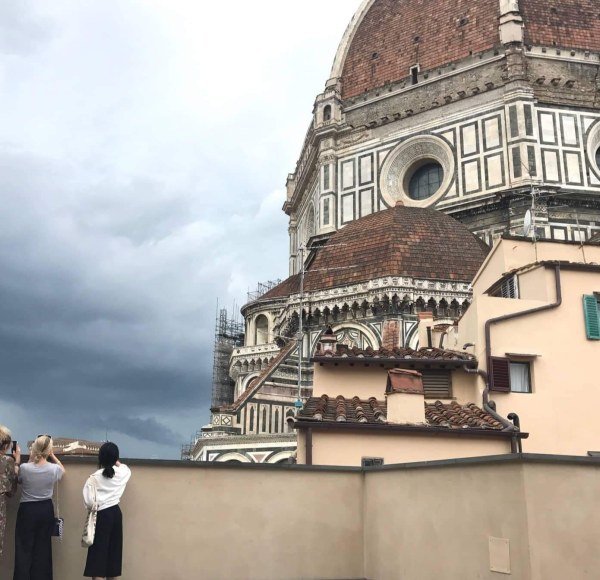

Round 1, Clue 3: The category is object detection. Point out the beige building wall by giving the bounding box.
[459,239,600,456]
[297,430,509,466]
[312,364,387,399]
[364,462,532,580]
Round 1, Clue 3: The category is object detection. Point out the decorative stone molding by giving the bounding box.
[586,120,600,180]
[380,135,456,208]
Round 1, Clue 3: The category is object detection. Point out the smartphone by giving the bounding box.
[11,441,17,453]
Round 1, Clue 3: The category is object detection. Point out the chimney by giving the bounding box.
[386,369,425,424]
[418,311,434,348]
[382,319,401,349]
[318,326,337,354]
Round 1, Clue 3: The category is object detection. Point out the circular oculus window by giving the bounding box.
[407,162,444,200]
[379,135,455,208]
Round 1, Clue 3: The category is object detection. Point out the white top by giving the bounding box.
[83,464,131,511]
[19,463,63,503]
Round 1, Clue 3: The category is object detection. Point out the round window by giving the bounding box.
[407,162,444,200]
[596,147,600,169]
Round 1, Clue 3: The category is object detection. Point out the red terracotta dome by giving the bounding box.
[260,204,489,300]
[334,0,600,100]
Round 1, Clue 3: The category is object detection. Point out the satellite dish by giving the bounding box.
[523,209,532,237]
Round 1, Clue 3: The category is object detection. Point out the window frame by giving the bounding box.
[489,356,533,393]
[508,361,532,394]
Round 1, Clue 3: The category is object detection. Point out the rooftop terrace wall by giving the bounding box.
[1,455,598,579]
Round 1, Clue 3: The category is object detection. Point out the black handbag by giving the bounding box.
[51,481,64,540]
[52,517,64,538]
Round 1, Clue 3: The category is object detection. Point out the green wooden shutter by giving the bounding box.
[583,295,600,340]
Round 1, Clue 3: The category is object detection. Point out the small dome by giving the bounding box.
[261,204,489,300]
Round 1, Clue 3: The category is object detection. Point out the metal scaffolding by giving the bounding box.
[247,279,282,303]
[210,307,245,409]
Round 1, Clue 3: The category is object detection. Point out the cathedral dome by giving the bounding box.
[260,203,489,301]
[333,0,600,100]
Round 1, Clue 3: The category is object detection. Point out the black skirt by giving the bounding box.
[84,504,123,578]
[13,499,55,580]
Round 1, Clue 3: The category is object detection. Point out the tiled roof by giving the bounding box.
[297,396,504,430]
[313,345,476,363]
[259,204,489,301]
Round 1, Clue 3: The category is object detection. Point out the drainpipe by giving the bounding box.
[508,413,522,453]
[305,428,313,466]
[485,264,562,387]
[462,367,515,431]
[463,264,562,451]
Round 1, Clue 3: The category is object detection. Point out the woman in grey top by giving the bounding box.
[13,435,65,580]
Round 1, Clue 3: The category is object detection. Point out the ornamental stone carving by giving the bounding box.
[380,135,456,208]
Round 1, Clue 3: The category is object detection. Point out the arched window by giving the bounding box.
[274,409,279,433]
[249,407,255,432]
[255,314,269,345]
[262,407,267,432]
[323,105,332,122]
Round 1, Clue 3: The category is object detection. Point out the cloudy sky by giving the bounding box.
[0,0,357,458]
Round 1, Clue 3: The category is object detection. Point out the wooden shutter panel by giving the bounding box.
[490,357,511,392]
[422,371,452,399]
[583,295,600,340]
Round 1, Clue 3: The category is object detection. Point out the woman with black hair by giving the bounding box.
[83,442,131,580]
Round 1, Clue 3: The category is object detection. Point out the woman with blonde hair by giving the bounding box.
[13,435,65,580]
[0,426,19,559]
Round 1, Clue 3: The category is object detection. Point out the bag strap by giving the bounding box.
[53,475,60,518]
[87,475,98,511]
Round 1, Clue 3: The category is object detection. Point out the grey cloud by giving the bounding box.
[0,1,55,56]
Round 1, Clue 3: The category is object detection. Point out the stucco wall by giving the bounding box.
[300,430,509,467]
[364,461,531,580]
[1,457,598,580]
[0,460,363,580]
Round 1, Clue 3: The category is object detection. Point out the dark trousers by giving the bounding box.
[84,505,123,578]
[13,499,54,580]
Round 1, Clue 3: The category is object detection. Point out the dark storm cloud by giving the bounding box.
[0,0,358,457]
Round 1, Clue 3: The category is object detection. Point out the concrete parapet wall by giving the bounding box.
[0,455,598,579]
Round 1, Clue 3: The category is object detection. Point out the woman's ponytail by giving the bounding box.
[102,465,116,479]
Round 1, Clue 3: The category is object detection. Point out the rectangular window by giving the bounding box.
[524,104,534,136]
[583,294,600,340]
[362,457,384,468]
[323,164,330,190]
[509,105,519,138]
[410,65,419,85]
[512,147,522,178]
[509,362,531,393]
[490,357,532,393]
[323,199,330,226]
[527,146,537,176]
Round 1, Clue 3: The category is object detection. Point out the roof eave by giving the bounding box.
[294,420,528,439]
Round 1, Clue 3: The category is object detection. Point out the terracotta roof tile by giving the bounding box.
[298,397,503,430]
[314,344,476,363]
[258,204,488,301]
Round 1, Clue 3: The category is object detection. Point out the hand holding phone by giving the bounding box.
[11,441,17,454]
